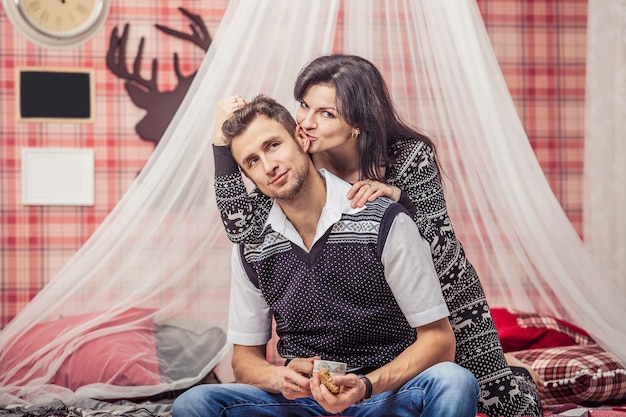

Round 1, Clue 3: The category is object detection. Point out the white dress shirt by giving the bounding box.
[227,169,449,346]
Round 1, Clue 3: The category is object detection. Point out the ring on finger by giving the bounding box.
[296,385,301,392]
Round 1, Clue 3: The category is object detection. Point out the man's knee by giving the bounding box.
[172,385,213,417]
[421,362,480,416]
[427,362,480,395]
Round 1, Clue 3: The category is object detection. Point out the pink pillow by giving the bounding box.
[0,308,160,390]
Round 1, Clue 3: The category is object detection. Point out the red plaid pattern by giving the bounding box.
[477,0,587,234]
[511,344,626,406]
[0,0,228,327]
[0,0,589,328]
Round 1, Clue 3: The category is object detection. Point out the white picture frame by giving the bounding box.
[22,148,95,206]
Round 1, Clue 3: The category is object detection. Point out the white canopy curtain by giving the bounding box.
[584,0,626,296]
[0,0,624,405]
[0,1,338,404]
[342,0,626,363]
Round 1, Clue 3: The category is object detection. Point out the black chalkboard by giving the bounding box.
[18,69,94,122]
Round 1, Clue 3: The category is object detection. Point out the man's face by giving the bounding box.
[230,116,310,200]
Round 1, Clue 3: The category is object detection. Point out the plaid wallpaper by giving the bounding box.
[0,0,587,327]
[478,0,587,231]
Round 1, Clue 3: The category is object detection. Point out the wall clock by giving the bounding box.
[3,0,111,49]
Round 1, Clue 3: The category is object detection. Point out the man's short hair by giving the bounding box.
[221,95,297,145]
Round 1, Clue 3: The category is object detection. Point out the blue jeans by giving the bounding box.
[172,362,479,417]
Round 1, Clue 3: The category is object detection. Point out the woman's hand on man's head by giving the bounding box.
[214,95,246,146]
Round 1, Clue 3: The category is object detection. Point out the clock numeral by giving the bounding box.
[38,10,50,24]
[25,0,41,13]
[54,16,63,30]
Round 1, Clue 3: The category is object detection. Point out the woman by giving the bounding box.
[213,54,542,417]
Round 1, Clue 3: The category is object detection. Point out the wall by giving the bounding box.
[0,0,588,328]
[0,0,229,327]
[479,0,587,227]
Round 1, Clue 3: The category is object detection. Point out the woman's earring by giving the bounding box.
[351,129,360,138]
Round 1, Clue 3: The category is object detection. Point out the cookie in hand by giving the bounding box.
[318,368,340,395]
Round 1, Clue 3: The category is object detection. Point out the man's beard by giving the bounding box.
[273,161,309,201]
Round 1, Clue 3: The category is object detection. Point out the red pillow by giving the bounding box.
[491,308,593,353]
[0,308,160,390]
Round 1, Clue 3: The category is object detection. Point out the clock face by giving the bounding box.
[3,0,110,48]
[18,0,101,37]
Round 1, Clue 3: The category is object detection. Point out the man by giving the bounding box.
[173,95,479,417]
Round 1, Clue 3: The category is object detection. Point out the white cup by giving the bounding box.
[313,359,347,376]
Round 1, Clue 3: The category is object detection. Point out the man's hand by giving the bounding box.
[232,345,317,397]
[276,357,318,399]
[310,372,364,414]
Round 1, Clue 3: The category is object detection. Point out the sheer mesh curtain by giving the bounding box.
[2,0,626,406]
[584,0,626,295]
[0,1,337,405]
[343,1,626,364]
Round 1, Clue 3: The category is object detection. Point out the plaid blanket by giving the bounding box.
[542,403,626,416]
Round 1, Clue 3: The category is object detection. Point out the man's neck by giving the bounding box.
[312,149,360,184]
[277,170,326,250]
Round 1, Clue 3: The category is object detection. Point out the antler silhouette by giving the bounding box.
[155,7,211,51]
[106,8,211,146]
[106,24,158,93]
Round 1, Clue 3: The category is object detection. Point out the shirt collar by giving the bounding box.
[266,169,364,250]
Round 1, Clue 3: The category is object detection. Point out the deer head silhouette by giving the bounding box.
[106,8,211,146]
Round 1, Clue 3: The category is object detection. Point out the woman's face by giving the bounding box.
[295,83,356,154]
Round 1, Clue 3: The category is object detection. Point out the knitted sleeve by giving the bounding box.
[213,145,272,244]
[387,139,450,250]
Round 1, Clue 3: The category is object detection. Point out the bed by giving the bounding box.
[1,308,624,416]
[0,398,174,416]
[0,308,228,417]
[486,308,626,417]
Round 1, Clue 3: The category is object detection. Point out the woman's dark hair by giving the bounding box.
[294,54,438,181]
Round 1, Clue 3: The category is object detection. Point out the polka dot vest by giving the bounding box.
[241,199,414,369]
